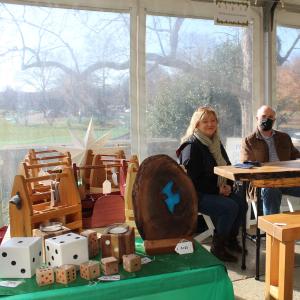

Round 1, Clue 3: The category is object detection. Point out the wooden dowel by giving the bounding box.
[34,155,69,161]
[74,164,122,170]
[25,173,68,183]
[33,150,59,155]
[26,161,69,169]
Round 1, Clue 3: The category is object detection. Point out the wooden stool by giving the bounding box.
[258,212,300,300]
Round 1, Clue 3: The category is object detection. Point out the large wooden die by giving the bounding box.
[80,260,100,280]
[0,237,42,278]
[36,266,55,286]
[45,232,88,268]
[122,254,141,272]
[55,264,76,284]
[100,257,119,275]
[101,226,135,261]
[80,230,99,258]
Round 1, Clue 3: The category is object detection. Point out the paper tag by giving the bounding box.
[102,180,111,194]
[175,240,194,255]
[0,281,24,288]
[112,172,118,186]
[274,222,287,226]
[141,257,152,264]
[98,275,120,282]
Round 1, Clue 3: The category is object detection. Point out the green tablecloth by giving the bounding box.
[0,239,234,300]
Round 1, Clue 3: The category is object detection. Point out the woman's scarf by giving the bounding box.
[194,128,227,187]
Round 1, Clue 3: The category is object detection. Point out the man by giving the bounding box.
[241,105,300,215]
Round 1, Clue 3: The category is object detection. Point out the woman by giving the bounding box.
[176,106,247,262]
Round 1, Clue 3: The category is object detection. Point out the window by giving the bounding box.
[145,15,253,160]
[276,25,300,149]
[0,3,130,224]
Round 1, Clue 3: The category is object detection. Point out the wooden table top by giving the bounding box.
[214,160,300,188]
[258,212,300,242]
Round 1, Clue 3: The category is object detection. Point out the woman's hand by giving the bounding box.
[219,184,232,197]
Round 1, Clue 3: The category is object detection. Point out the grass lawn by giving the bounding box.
[0,119,129,148]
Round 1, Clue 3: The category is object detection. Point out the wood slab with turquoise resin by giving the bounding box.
[132,155,198,254]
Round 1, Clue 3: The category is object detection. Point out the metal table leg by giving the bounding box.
[255,187,261,280]
[241,181,247,270]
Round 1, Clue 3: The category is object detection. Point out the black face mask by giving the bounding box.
[260,118,274,131]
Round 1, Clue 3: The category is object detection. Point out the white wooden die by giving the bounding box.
[0,237,42,278]
[45,232,88,268]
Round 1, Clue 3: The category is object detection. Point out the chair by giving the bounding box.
[246,195,300,230]
[194,213,215,243]
[246,201,258,229]
[280,195,300,213]
[178,164,215,242]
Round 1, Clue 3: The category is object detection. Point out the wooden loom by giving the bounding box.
[9,167,82,237]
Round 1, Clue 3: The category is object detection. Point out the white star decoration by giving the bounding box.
[54,118,112,165]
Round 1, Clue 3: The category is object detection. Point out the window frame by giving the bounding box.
[0,0,262,159]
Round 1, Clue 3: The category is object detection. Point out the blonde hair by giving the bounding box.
[181,106,218,143]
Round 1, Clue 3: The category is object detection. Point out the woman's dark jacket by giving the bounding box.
[176,134,232,196]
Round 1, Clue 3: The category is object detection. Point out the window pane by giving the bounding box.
[145,16,253,161]
[276,26,300,149]
[0,3,130,225]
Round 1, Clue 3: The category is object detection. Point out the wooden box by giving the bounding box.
[101,226,135,261]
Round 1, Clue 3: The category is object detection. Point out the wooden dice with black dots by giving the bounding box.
[80,260,100,280]
[100,256,119,275]
[0,237,43,278]
[36,266,55,286]
[80,230,99,258]
[55,264,76,284]
[45,232,88,268]
[122,254,141,272]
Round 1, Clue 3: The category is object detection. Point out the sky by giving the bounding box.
[0,2,299,92]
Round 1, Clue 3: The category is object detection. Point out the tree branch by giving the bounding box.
[147,53,194,72]
[277,32,300,65]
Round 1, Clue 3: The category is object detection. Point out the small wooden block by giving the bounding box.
[122,254,141,272]
[80,230,99,258]
[55,264,76,284]
[36,266,55,286]
[100,257,119,275]
[80,260,100,280]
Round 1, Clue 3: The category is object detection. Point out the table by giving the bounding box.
[214,160,300,279]
[0,240,234,300]
[258,212,300,300]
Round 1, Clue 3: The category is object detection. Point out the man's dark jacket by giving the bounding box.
[241,128,300,163]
